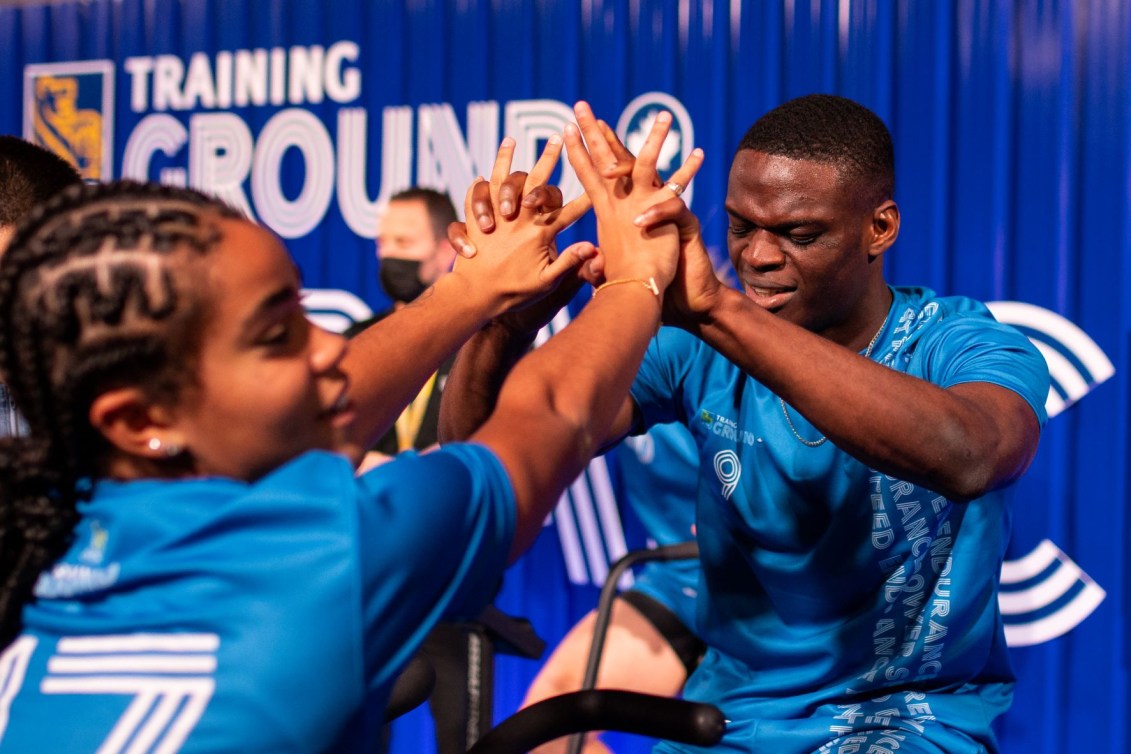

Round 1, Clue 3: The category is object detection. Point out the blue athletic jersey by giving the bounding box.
[0,445,515,753]
[630,287,1049,754]
[617,422,701,630]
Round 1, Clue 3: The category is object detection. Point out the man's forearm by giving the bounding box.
[474,283,664,559]
[438,320,534,443]
[691,288,1039,500]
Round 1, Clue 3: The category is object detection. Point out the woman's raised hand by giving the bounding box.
[449,135,594,314]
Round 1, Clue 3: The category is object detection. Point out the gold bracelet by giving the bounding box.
[594,276,660,297]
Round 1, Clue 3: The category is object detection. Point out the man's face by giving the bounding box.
[375,198,453,285]
[725,150,888,340]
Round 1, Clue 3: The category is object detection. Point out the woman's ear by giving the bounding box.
[89,388,186,460]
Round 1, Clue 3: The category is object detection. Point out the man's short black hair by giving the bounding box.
[388,187,458,241]
[0,136,83,228]
[738,94,895,203]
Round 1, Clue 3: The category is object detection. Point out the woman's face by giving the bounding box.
[169,218,355,481]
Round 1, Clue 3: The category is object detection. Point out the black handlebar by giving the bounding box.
[383,655,436,722]
[465,690,725,754]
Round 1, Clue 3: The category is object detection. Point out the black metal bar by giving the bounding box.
[466,690,724,754]
[565,541,699,754]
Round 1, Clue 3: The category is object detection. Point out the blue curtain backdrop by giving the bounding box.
[1,1,1127,751]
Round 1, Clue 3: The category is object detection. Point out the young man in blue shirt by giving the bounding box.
[443,97,1049,754]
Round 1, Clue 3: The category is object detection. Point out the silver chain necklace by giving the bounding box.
[779,311,891,447]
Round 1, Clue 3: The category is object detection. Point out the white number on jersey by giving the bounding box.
[1,633,219,754]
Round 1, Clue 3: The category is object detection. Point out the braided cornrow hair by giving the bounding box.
[0,180,241,649]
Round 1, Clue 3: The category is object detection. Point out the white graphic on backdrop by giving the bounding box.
[301,289,373,334]
[998,540,1107,647]
[987,301,1113,646]
[24,53,692,240]
[986,301,1115,418]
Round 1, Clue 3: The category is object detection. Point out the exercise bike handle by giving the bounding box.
[383,655,436,722]
[465,689,725,754]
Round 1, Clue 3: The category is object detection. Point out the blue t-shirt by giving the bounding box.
[631,287,1049,754]
[618,423,701,630]
[0,445,515,753]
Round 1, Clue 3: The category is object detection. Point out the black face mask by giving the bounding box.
[379,258,428,303]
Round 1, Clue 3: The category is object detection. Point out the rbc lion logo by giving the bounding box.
[23,60,114,181]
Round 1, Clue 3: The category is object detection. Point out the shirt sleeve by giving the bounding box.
[353,442,516,684]
[919,313,1051,426]
[629,327,700,431]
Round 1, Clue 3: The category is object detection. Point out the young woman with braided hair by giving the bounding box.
[0,184,242,655]
[0,109,701,753]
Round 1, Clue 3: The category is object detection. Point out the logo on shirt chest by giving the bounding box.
[699,410,758,447]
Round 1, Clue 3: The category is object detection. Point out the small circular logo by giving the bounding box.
[713,450,741,500]
[617,92,696,207]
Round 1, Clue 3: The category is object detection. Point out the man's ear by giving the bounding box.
[868,200,900,260]
[88,388,186,460]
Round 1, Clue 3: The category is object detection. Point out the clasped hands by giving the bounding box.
[448,101,708,334]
